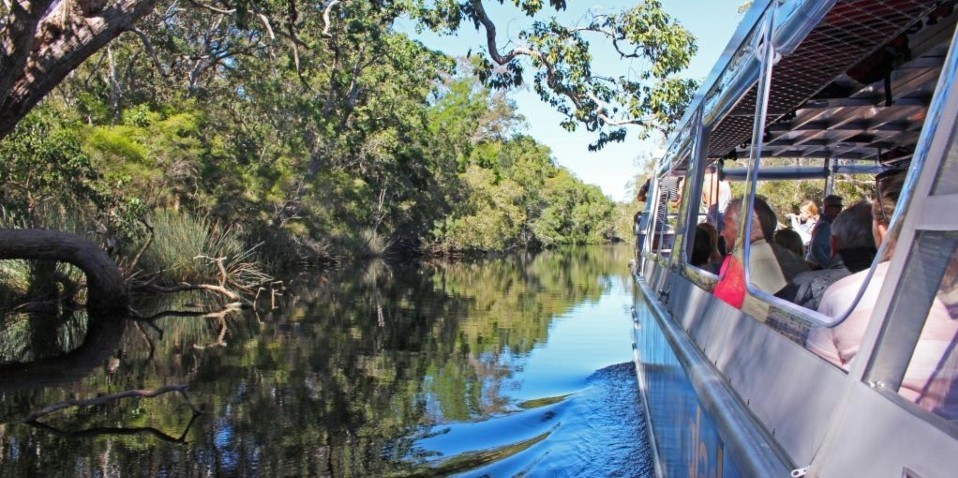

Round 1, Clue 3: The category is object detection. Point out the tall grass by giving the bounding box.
[337,228,393,262]
[136,210,272,291]
[245,224,338,274]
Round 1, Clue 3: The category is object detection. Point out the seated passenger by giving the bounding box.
[691,223,722,273]
[806,195,844,269]
[786,199,819,245]
[786,201,875,310]
[713,197,788,308]
[807,170,958,417]
[774,228,806,261]
[752,197,810,282]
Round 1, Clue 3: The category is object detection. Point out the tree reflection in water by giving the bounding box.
[0,245,634,476]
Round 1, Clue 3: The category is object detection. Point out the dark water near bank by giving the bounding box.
[0,245,652,477]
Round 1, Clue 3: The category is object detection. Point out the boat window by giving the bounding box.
[647,173,683,256]
[649,0,958,349]
[748,169,876,310]
[872,231,958,423]
[681,156,721,276]
[728,0,957,336]
[868,99,958,424]
[933,121,958,196]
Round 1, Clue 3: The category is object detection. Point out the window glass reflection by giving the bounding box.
[899,231,958,421]
[932,118,958,195]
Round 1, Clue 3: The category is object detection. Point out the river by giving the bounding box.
[0,245,653,477]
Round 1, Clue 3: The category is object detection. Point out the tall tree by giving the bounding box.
[0,0,699,311]
[414,0,698,149]
[0,0,161,138]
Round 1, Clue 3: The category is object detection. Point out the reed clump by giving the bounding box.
[135,210,272,294]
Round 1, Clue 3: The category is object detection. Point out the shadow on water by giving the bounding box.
[0,313,125,393]
[0,245,651,476]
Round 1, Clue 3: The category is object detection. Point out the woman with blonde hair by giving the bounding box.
[788,199,819,245]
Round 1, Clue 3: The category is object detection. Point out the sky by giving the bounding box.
[403,0,747,201]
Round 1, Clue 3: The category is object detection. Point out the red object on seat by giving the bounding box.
[713,255,746,309]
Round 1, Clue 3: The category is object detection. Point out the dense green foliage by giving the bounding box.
[725,158,875,225]
[0,6,632,281]
[0,0,702,309]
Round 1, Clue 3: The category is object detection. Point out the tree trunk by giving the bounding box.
[0,229,128,316]
[0,0,160,140]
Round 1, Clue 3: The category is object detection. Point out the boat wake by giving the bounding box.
[404,362,654,477]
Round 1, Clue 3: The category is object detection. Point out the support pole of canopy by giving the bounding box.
[824,155,835,196]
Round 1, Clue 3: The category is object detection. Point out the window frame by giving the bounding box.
[860,46,958,429]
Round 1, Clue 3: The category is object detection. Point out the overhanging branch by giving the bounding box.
[469,0,651,132]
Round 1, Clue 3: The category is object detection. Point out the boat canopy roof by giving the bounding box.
[661,0,954,175]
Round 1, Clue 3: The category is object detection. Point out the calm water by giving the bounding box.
[0,245,652,477]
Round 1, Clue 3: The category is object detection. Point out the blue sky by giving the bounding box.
[403,1,746,201]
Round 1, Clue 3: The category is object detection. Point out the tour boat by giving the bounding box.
[632,0,958,476]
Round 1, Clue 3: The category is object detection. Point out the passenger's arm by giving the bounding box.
[805,327,843,366]
[806,291,845,367]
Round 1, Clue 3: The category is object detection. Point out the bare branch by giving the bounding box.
[131,27,168,77]
[27,411,201,443]
[186,0,235,14]
[130,301,243,322]
[470,0,522,65]
[469,1,584,112]
[196,255,228,287]
[144,282,239,300]
[256,13,275,40]
[193,316,229,349]
[322,0,342,36]
[123,217,154,277]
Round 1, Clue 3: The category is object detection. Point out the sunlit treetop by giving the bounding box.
[410,0,699,150]
[0,0,696,150]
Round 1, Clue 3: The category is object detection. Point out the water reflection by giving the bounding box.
[0,245,648,476]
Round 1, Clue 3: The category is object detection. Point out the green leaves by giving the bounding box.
[0,106,99,221]
[418,0,699,149]
[427,88,615,253]
[2,0,650,262]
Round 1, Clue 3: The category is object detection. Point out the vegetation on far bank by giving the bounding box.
[0,1,692,310]
[0,58,640,309]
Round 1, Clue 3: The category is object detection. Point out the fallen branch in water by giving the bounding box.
[127,253,281,312]
[253,280,286,310]
[24,384,201,423]
[130,302,245,322]
[129,303,243,350]
[193,315,229,350]
[136,281,241,301]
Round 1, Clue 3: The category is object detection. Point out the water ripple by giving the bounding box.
[406,362,654,477]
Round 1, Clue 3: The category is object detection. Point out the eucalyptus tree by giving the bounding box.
[414,0,698,149]
[0,0,699,310]
[2,0,698,144]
